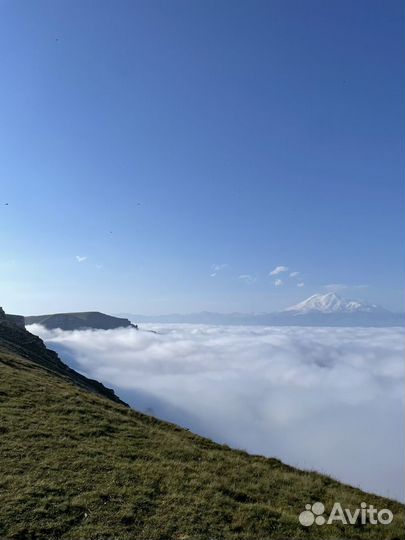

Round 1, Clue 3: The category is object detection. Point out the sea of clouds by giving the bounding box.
[27,323,405,502]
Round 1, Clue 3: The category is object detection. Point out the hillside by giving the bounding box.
[25,311,135,331]
[0,309,403,539]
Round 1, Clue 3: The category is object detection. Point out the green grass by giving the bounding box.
[0,344,404,539]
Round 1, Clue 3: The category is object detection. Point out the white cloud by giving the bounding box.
[210,263,227,277]
[289,271,299,278]
[28,323,405,502]
[274,278,283,287]
[238,274,257,284]
[270,265,289,276]
[75,256,87,263]
[323,283,368,292]
[297,282,305,287]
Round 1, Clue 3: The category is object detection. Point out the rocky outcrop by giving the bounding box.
[5,313,25,327]
[0,307,125,405]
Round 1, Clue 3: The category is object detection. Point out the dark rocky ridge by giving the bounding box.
[25,311,135,331]
[0,307,125,405]
[4,312,25,327]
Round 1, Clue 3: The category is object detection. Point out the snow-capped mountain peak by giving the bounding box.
[283,293,382,315]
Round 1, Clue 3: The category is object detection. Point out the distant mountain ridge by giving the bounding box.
[118,293,404,327]
[25,311,135,331]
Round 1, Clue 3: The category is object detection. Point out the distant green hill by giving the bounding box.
[0,308,403,539]
[25,311,135,331]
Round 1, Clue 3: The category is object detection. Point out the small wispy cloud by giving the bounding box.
[297,282,305,287]
[238,274,257,285]
[210,263,227,277]
[274,278,283,287]
[75,256,87,263]
[95,264,103,270]
[323,283,368,292]
[270,265,288,276]
[290,271,299,278]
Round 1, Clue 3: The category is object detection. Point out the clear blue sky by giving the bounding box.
[0,0,403,315]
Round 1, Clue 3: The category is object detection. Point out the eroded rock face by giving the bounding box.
[5,314,25,327]
[0,308,26,328]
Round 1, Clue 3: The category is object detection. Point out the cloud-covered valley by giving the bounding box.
[28,323,405,502]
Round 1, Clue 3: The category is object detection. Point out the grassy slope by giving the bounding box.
[0,338,404,539]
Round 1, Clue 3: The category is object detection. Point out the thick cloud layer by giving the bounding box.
[28,323,405,502]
